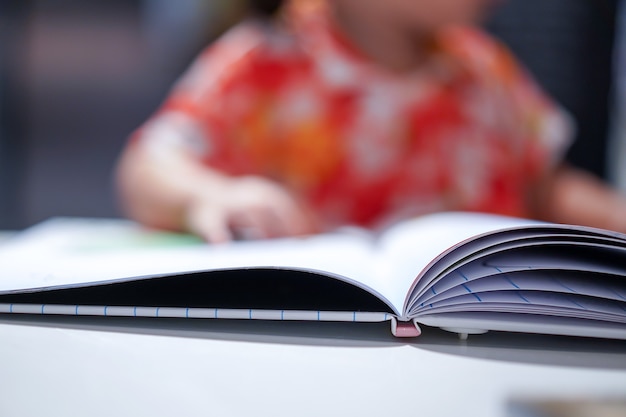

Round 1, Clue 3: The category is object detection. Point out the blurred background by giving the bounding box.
[0,0,623,230]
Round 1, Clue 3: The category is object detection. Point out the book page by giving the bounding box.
[417,311,626,340]
[0,213,564,317]
[0,218,402,314]
[396,217,626,338]
[413,237,626,307]
[372,212,544,316]
[418,290,626,321]
[416,270,626,308]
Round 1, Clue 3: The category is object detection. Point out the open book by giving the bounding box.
[0,212,625,339]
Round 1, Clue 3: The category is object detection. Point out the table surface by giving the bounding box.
[0,222,625,417]
[0,316,625,417]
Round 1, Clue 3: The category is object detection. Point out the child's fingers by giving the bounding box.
[185,175,321,242]
[229,201,315,239]
[272,202,319,237]
[186,205,234,244]
[227,178,315,238]
[200,217,235,244]
[229,206,288,239]
[260,182,321,236]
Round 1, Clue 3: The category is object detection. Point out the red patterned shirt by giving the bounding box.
[135,1,571,229]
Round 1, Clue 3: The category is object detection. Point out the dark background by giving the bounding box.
[0,0,621,230]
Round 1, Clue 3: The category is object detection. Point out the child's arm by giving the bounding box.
[115,137,319,243]
[530,164,626,233]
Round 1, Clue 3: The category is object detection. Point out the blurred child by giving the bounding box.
[116,0,626,242]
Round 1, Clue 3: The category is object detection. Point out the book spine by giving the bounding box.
[390,317,421,337]
[0,303,390,323]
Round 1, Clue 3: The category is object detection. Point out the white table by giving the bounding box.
[0,317,625,417]
[1,219,625,416]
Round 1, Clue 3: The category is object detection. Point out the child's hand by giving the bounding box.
[185,176,319,243]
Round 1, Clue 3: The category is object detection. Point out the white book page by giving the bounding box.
[417,312,626,339]
[416,271,626,307]
[414,242,626,307]
[417,290,626,321]
[0,218,405,313]
[373,212,543,316]
[0,213,551,316]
